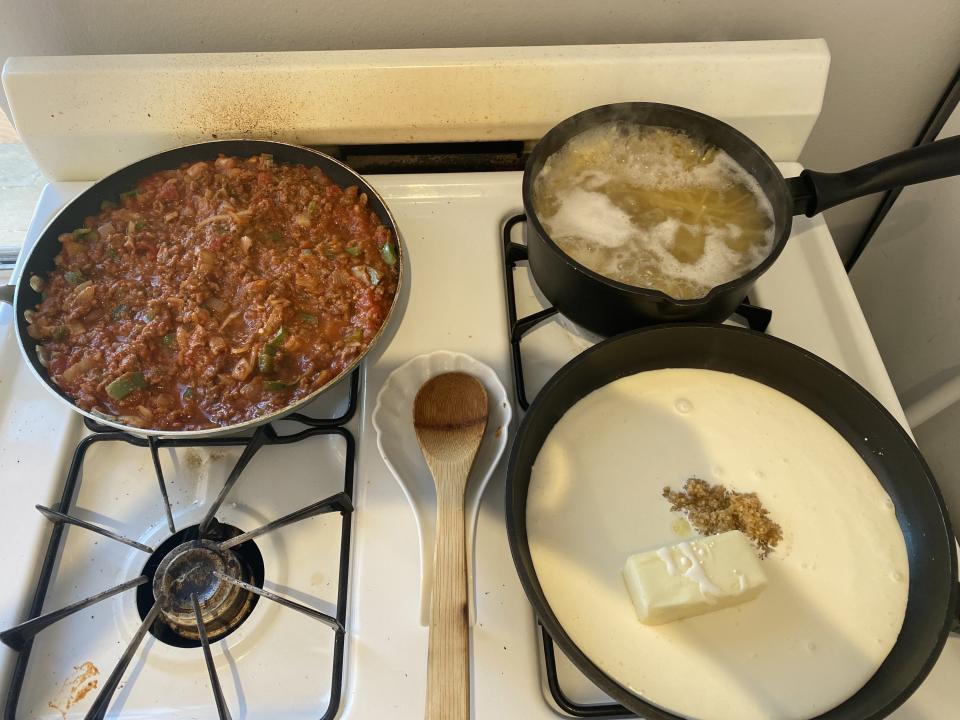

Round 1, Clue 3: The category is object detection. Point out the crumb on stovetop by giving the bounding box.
[662,477,782,557]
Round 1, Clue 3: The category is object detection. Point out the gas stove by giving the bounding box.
[1,43,958,719]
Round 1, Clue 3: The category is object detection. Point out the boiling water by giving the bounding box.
[533,124,776,300]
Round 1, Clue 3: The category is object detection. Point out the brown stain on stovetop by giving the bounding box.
[181,81,310,144]
[47,661,99,717]
[183,448,229,469]
[184,448,204,469]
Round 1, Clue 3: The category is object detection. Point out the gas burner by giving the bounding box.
[1,371,360,720]
[138,524,265,648]
[155,538,251,638]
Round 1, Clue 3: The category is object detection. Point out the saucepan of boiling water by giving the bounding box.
[522,103,960,336]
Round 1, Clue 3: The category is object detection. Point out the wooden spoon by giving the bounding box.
[414,372,489,720]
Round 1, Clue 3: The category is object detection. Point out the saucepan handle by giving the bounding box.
[0,284,13,306]
[788,135,960,217]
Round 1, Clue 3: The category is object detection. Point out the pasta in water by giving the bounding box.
[533,124,776,300]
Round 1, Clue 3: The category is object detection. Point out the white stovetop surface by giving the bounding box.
[1,170,957,719]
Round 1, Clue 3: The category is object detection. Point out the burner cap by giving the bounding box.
[137,523,264,648]
[152,539,252,641]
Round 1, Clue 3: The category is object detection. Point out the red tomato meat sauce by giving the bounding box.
[25,154,399,430]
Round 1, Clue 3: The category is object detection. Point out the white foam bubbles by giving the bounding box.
[546,187,635,248]
[534,123,776,299]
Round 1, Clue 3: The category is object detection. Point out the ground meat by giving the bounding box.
[26,154,399,430]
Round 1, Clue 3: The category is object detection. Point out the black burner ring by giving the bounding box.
[136,523,265,649]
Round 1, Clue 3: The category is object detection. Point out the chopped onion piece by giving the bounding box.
[198,213,232,227]
[62,354,98,382]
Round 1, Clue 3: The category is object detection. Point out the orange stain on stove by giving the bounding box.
[47,661,99,717]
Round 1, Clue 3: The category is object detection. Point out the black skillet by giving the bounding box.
[0,140,404,438]
[522,102,960,335]
[506,323,958,720]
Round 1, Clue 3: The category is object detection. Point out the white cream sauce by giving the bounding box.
[527,369,908,720]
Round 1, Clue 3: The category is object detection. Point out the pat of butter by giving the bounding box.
[623,530,767,625]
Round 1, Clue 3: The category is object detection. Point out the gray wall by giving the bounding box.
[851,105,960,522]
[1,0,959,258]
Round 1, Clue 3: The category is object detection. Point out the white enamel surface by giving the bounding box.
[372,351,512,626]
[2,42,828,181]
[1,171,956,719]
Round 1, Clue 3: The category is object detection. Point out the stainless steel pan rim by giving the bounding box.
[4,139,405,438]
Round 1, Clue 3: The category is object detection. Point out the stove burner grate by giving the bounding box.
[0,369,360,720]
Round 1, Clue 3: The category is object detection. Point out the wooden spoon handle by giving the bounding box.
[425,481,470,720]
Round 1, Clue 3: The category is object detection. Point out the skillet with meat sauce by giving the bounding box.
[0,140,404,437]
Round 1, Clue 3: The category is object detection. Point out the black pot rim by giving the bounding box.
[521,101,794,307]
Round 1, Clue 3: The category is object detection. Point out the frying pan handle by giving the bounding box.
[788,135,960,217]
[0,284,13,306]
